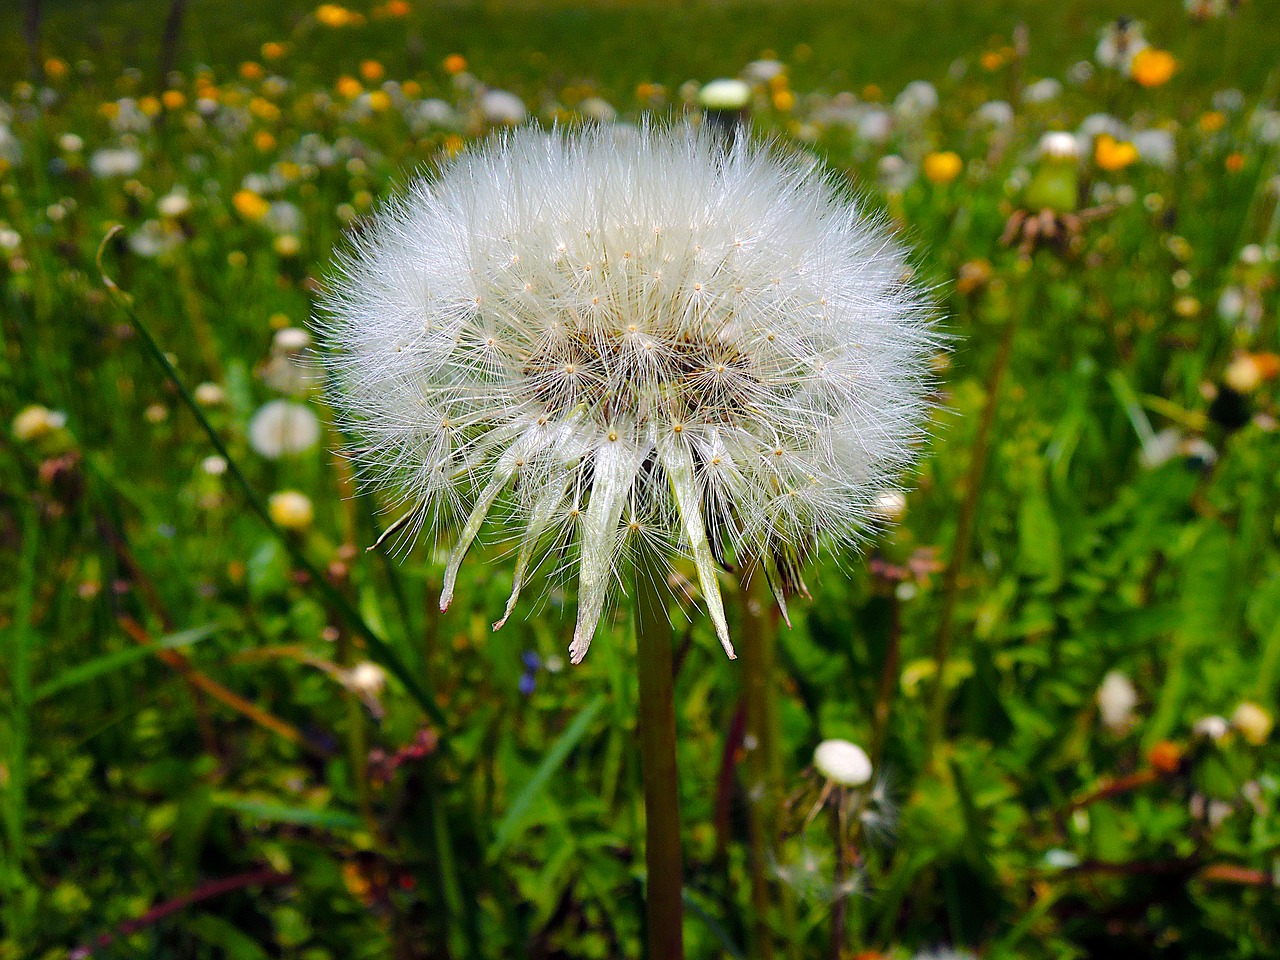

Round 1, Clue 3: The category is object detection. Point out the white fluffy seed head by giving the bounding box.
[319,123,939,662]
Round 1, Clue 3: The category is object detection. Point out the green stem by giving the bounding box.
[925,278,1023,762]
[96,229,449,737]
[634,548,684,960]
[741,571,787,960]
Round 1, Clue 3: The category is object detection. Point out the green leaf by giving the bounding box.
[211,794,363,831]
[32,624,219,702]
[489,694,606,855]
[187,912,273,960]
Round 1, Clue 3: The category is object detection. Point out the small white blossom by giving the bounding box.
[813,739,873,787]
[89,147,143,178]
[321,125,938,661]
[478,89,527,125]
[699,79,751,111]
[248,400,321,458]
[1097,671,1138,732]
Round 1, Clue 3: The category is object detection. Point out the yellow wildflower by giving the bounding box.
[923,151,963,185]
[1131,48,1176,88]
[232,189,270,221]
[1094,134,1138,171]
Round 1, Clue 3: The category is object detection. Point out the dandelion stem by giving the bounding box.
[829,798,848,960]
[96,227,450,738]
[926,279,1023,762]
[633,546,684,960]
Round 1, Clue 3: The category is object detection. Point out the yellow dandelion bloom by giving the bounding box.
[335,75,363,99]
[240,61,264,81]
[924,151,963,185]
[137,96,161,117]
[161,89,185,110]
[315,4,356,27]
[1199,111,1227,133]
[1131,48,1176,88]
[359,60,385,82]
[1094,134,1138,171]
[254,131,277,152]
[980,50,1005,71]
[261,41,287,60]
[772,89,795,112]
[443,53,467,75]
[368,90,392,112]
[233,189,270,221]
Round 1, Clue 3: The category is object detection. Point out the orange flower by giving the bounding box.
[442,53,467,75]
[261,41,287,60]
[335,75,363,100]
[232,189,270,220]
[1131,48,1176,88]
[1148,741,1182,775]
[44,57,68,79]
[923,151,963,185]
[1094,134,1138,171]
[384,0,411,15]
[161,89,185,110]
[1225,152,1245,173]
[359,59,385,82]
[772,89,795,112]
[980,50,1005,71]
[253,130,277,152]
[240,61,264,81]
[315,4,358,27]
[401,80,422,98]
[1199,111,1227,133]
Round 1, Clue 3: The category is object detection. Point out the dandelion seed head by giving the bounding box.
[320,124,939,661]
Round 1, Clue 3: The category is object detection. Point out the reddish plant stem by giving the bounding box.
[70,869,291,958]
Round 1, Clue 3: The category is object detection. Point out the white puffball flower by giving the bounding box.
[699,79,751,111]
[347,660,388,697]
[479,89,527,125]
[1038,132,1082,161]
[1097,670,1138,732]
[12,404,67,442]
[813,739,873,787]
[320,124,939,663]
[248,399,321,458]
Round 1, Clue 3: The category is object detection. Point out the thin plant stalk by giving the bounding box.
[740,568,794,960]
[96,228,449,735]
[869,591,903,769]
[633,547,684,960]
[925,281,1023,761]
[829,798,848,960]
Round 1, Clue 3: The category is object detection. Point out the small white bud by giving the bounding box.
[813,738,872,787]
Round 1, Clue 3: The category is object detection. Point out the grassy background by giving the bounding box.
[3,1,1280,958]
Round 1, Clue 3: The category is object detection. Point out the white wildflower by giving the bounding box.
[320,124,938,662]
[89,147,143,178]
[894,80,938,120]
[698,79,751,112]
[479,89,527,125]
[973,100,1015,128]
[12,404,67,442]
[1023,78,1063,104]
[248,399,321,458]
[1132,128,1176,169]
[1097,671,1138,732]
[1038,131,1081,160]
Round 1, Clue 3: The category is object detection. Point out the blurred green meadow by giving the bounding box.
[3,1,1280,958]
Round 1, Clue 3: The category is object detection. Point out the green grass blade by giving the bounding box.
[490,694,606,855]
[33,624,219,702]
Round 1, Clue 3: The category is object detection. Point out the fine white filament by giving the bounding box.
[320,124,938,663]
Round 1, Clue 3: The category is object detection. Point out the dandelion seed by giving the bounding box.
[320,124,938,662]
